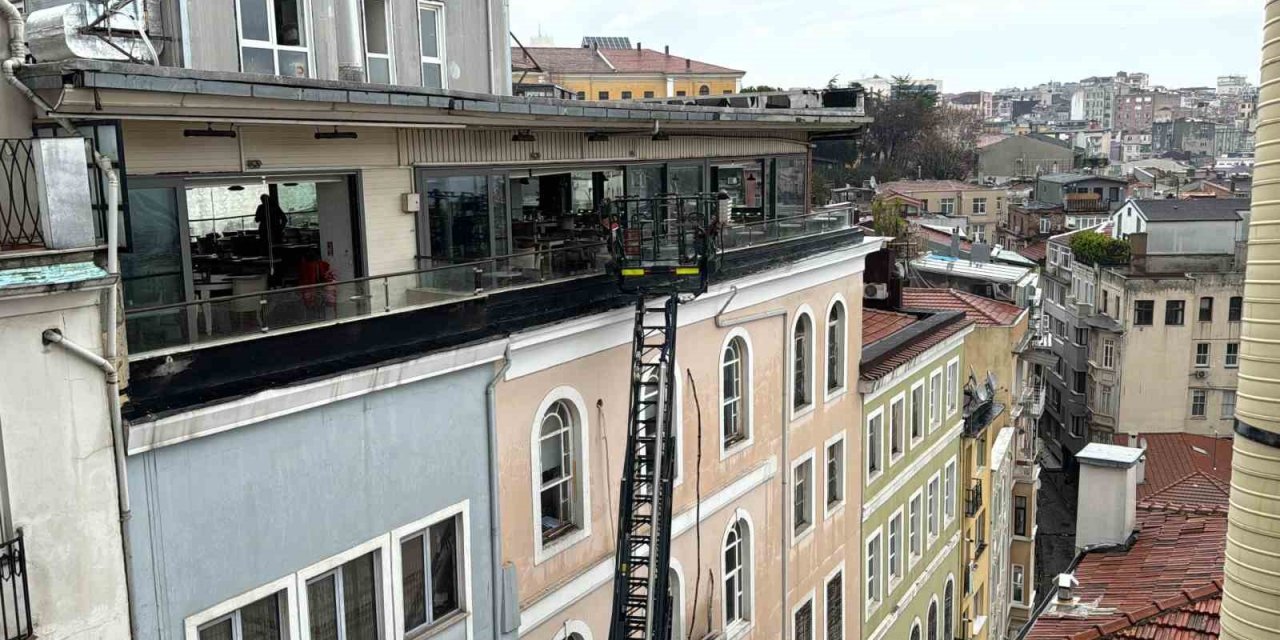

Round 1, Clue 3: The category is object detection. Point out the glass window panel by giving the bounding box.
[241,594,284,640]
[419,8,439,57]
[426,175,491,262]
[422,62,443,89]
[363,0,389,54]
[307,574,340,640]
[342,553,380,640]
[429,518,460,620]
[668,165,703,197]
[275,0,306,46]
[402,535,428,631]
[239,0,271,41]
[243,46,276,74]
[776,157,805,219]
[198,618,233,640]
[278,49,309,78]
[367,57,391,84]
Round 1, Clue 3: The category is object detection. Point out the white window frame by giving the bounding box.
[185,574,301,640]
[720,328,755,459]
[946,357,961,418]
[824,431,847,518]
[790,306,817,420]
[1102,338,1115,369]
[908,488,923,570]
[825,296,849,401]
[866,406,885,485]
[1226,342,1240,369]
[909,380,925,448]
[531,386,592,564]
[1039,217,1051,234]
[297,533,396,640]
[1191,389,1207,418]
[1222,390,1238,419]
[940,198,956,215]
[722,511,756,635]
[1012,565,1025,604]
[887,507,904,590]
[927,472,941,547]
[360,0,395,84]
[888,392,906,466]
[235,0,315,77]
[824,563,845,640]
[1195,342,1211,368]
[417,1,448,89]
[865,527,883,617]
[792,590,816,640]
[972,198,987,215]
[943,457,957,525]
[929,370,943,431]
[390,501,473,639]
[791,449,817,545]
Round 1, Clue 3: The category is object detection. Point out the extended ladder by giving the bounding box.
[608,294,680,640]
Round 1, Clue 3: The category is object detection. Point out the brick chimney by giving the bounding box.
[1075,443,1144,550]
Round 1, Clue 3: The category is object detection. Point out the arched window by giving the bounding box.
[723,517,752,626]
[539,400,580,543]
[927,599,938,640]
[669,566,685,640]
[699,84,710,96]
[793,313,814,411]
[943,579,954,639]
[826,300,846,392]
[722,335,750,448]
[910,622,922,640]
[551,620,593,640]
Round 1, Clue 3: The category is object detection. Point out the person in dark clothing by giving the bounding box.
[254,194,287,250]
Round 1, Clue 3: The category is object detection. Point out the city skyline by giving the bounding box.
[510,0,1262,93]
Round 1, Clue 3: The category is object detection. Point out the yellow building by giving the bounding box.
[513,43,744,100]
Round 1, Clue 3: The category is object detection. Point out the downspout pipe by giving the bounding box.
[1223,1,1280,636]
[486,347,512,636]
[334,0,364,82]
[714,285,791,635]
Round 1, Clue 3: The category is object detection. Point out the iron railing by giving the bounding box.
[0,534,32,640]
[965,480,984,518]
[123,206,859,354]
[0,140,43,252]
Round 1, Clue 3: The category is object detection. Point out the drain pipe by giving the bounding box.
[486,346,512,636]
[1224,1,1280,636]
[714,285,791,635]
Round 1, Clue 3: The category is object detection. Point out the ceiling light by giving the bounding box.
[184,125,237,138]
[587,132,609,142]
[511,129,537,142]
[315,128,358,140]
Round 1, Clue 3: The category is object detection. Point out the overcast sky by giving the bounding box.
[510,0,1263,93]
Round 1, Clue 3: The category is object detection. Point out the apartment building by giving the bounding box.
[877,180,1008,245]
[976,134,1077,184]
[858,307,973,640]
[512,43,744,100]
[0,2,880,640]
[1002,173,1127,255]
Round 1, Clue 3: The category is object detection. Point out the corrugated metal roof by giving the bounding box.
[910,253,1033,284]
[1133,198,1248,222]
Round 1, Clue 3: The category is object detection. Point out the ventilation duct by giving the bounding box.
[334,0,363,82]
[26,1,160,64]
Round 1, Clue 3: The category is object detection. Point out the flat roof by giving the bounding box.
[1077,442,1145,468]
[910,253,1033,284]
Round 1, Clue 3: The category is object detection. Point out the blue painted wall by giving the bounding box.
[126,364,496,640]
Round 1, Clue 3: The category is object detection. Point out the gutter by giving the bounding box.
[486,347,512,636]
[714,285,791,635]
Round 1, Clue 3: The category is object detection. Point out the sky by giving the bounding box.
[510,0,1263,93]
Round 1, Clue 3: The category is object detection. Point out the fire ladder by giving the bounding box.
[605,194,713,640]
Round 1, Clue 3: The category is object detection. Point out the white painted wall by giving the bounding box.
[1147,220,1239,255]
[1075,462,1137,551]
[0,284,130,639]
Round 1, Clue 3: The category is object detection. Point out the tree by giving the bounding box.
[741,85,780,93]
[1069,230,1129,266]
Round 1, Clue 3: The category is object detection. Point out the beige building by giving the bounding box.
[877,180,1009,245]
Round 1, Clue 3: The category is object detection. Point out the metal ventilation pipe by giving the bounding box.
[1223,2,1280,636]
[335,0,364,82]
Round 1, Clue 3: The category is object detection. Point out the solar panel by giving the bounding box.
[581,36,632,50]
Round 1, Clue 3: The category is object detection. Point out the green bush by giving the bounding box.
[1069,230,1129,266]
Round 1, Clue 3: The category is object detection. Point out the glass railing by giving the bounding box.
[717,204,856,251]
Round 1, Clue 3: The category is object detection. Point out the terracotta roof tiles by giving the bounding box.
[860,312,972,381]
[902,288,1025,327]
[861,308,918,346]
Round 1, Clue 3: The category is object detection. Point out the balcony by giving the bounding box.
[965,480,984,518]
[1013,380,1047,420]
[0,533,32,640]
[1063,193,1110,214]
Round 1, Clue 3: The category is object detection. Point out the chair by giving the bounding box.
[229,274,269,329]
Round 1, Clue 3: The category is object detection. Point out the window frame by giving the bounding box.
[824,565,845,640]
[865,527,883,616]
[889,392,906,465]
[186,574,300,640]
[1226,342,1240,368]
[1014,495,1028,537]
[940,198,956,215]
[825,296,849,399]
[1012,565,1026,604]
[972,197,987,215]
[909,381,926,447]
[791,308,817,418]
[234,0,315,77]
[1195,342,1211,368]
[945,357,961,419]
[943,457,957,525]
[296,533,395,640]
[1191,388,1208,418]
[722,514,755,633]
[1222,390,1238,419]
[791,450,817,544]
[531,387,593,564]
[907,489,923,569]
[720,329,755,459]
[887,507,904,590]
[416,1,447,89]
[1102,338,1115,369]
[1199,296,1214,323]
[360,0,395,84]
[1229,296,1243,322]
[866,406,885,484]
[1165,299,1186,326]
[792,592,816,640]
[390,501,471,638]
[1134,300,1154,326]
[824,431,847,517]
[929,369,943,431]
[926,472,940,547]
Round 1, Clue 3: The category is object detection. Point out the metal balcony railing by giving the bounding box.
[965,480,984,518]
[0,534,32,640]
[1016,381,1047,418]
[0,140,43,252]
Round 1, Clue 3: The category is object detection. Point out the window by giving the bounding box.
[676,90,686,97]
[1108,186,1120,201]
[1102,339,1116,368]
[197,592,288,640]
[929,371,943,429]
[890,395,905,461]
[927,599,938,640]
[940,198,956,215]
[1223,390,1237,419]
[1134,300,1154,326]
[865,531,882,611]
[1014,496,1027,536]
[1230,296,1243,322]
[306,551,381,640]
[976,433,987,469]
[1199,296,1214,322]
[620,91,633,100]
[927,475,939,543]
[399,515,462,634]
[1165,300,1185,326]
[723,518,751,626]
[417,2,445,88]
[1073,371,1087,394]
[1191,389,1207,418]
[793,314,814,412]
[827,301,846,393]
[867,410,883,479]
[362,0,393,83]
[643,90,655,98]
[943,459,956,523]
[943,580,954,639]
[699,85,711,96]
[597,91,609,100]
[793,456,814,536]
[946,359,960,417]
[575,91,585,100]
[722,336,750,449]
[908,492,922,563]
[1226,342,1240,368]
[973,225,987,243]
[794,599,813,640]
[1074,327,1088,346]
[1039,217,1051,234]
[825,572,843,640]
[1012,565,1025,604]
[888,511,903,583]
[539,399,581,543]
[237,0,310,77]
[972,198,987,215]
[826,436,845,511]
[910,383,925,443]
[1099,385,1113,416]
[911,623,921,640]
[1195,343,1211,367]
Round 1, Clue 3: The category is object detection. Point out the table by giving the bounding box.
[193,277,234,335]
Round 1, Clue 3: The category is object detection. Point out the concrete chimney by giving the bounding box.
[664,45,669,56]
[334,0,365,81]
[1074,443,1143,551]
[1055,573,1079,604]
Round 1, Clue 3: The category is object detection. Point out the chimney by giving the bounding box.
[1128,231,1148,272]
[1074,443,1144,551]
[664,45,670,56]
[1055,574,1079,604]
[334,0,366,81]
[637,42,642,51]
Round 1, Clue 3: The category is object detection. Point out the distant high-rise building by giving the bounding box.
[1218,74,1253,96]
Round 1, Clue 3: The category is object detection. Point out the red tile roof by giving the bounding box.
[511,47,743,75]
[1027,504,1227,640]
[862,309,918,346]
[902,288,1026,327]
[914,225,972,251]
[1140,472,1231,509]
[1113,433,1233,503]
[1018,240,1048,262]
[860,312,973,381]
[878,179,989,194]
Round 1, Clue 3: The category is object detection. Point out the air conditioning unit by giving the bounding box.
[865,283,890,300]
[1195,370,1208,379]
